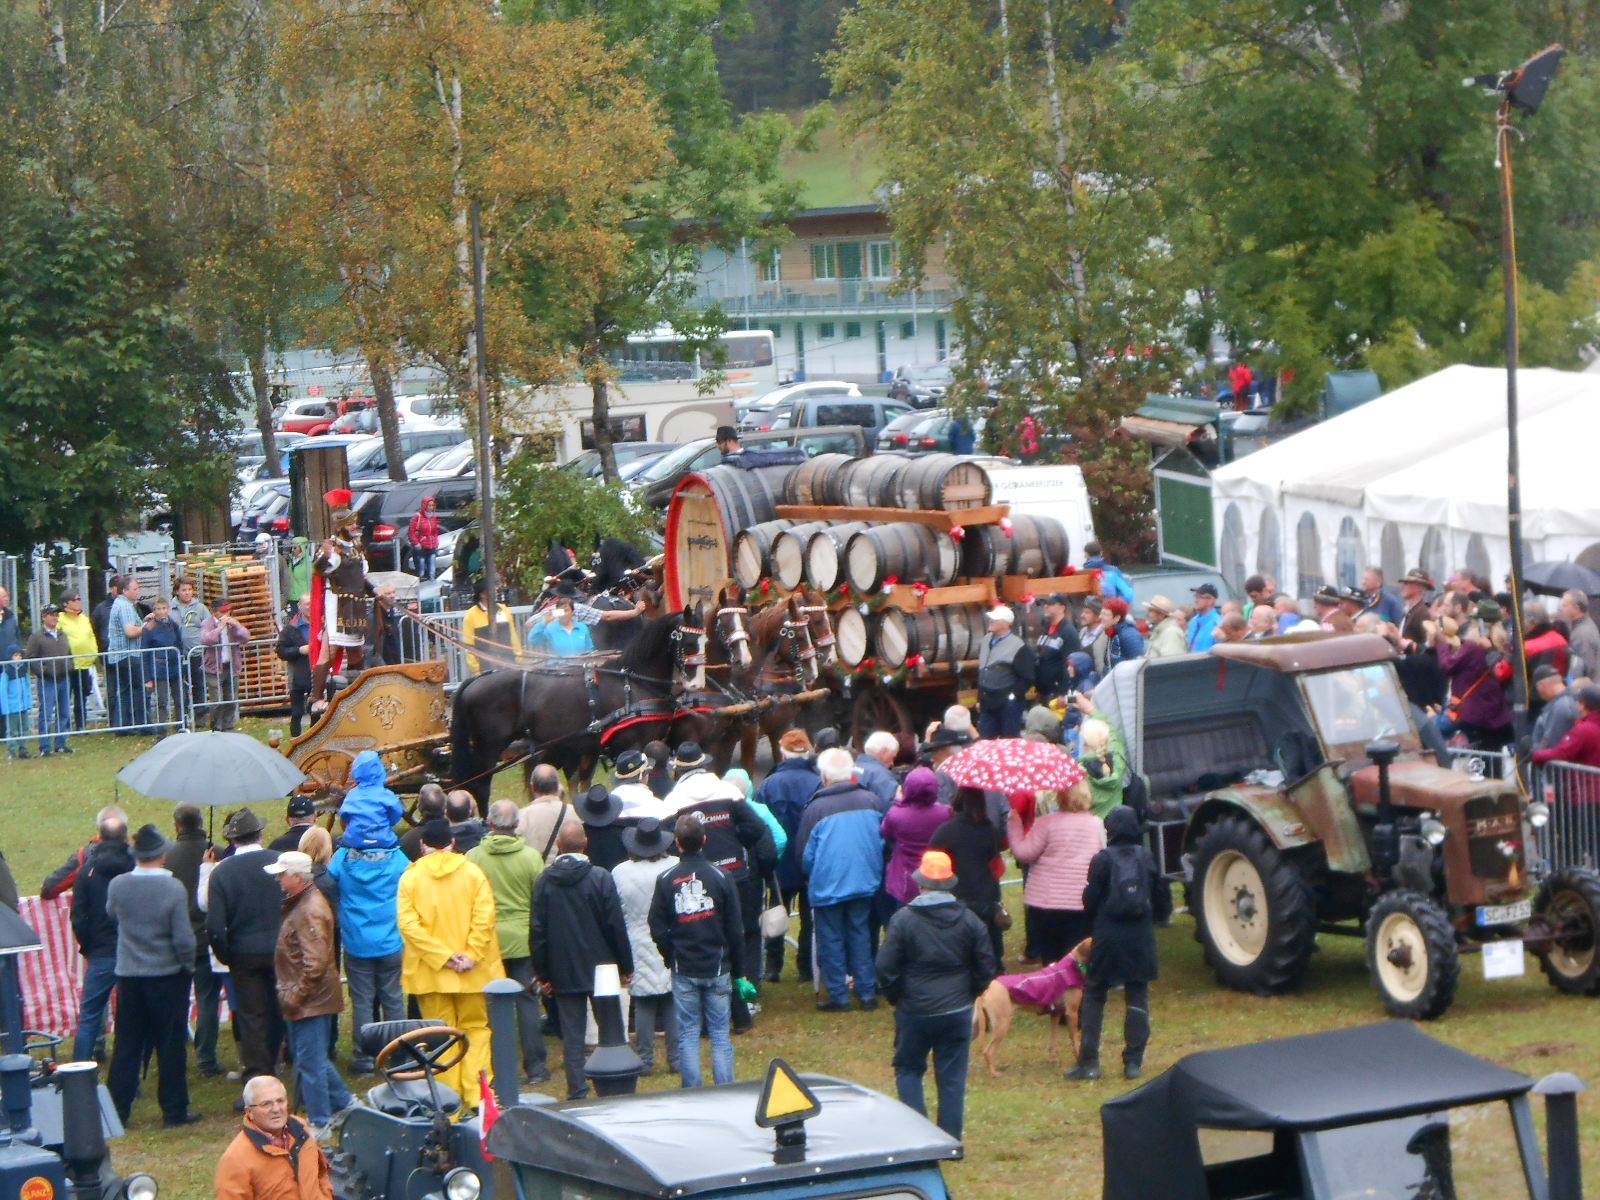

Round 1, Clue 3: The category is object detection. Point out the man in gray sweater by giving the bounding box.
[104,824,200,1128]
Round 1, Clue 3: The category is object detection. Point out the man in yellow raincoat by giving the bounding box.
[396,818,504,1111]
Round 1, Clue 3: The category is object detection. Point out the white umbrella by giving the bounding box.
[115,731,307,808]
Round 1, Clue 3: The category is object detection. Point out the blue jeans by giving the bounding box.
[37,676,69,752]
[413,550,436,580]
[285,1014,352,1126]
[74,956,118,1062]
[344,952,404,1067]
[813,897,876,1005]
[672,974,733,1089]
[892,1007,973,1140]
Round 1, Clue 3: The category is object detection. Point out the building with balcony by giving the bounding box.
[694,205,956,384]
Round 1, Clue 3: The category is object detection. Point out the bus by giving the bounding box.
[610,328,779,396]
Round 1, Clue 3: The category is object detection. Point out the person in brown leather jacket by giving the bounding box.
[265,851,351,1135]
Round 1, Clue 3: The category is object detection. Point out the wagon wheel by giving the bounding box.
[850,682,914,751]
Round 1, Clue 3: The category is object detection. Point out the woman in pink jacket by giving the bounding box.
[1007,779,1104,964]
[407,495,442,579]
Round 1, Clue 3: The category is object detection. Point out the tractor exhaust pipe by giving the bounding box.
[1534,1072,1587,1200]
[57,1061,109,1197]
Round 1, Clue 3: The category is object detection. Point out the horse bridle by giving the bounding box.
[712,603,752,667]
[779,598,821,685]
[670,618,708,691]
[795,601,837,669]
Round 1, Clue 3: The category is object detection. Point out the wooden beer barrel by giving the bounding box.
[961,513,1072,578]
[835,606,870,667]
[893,454,993,511]
[664,463,797,610]
[876,604,988,668]
[805,521,872,592]
[770,521,836,590]
[842,454,912,508]
[781,453,855,506]
[731,520,796,590]
[845,524,960,594]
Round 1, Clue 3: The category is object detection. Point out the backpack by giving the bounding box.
[1102,848,1151,921]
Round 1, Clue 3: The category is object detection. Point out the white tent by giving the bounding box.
[1210,366,1600,597]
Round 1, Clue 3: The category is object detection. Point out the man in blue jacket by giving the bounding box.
[326,837,410,1074]
[756,729,821,982]
[796,747,884,1012]
[1186,584,1221,653]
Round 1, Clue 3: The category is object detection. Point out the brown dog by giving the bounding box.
[971,938,1092,1077]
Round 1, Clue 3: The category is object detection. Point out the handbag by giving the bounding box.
[994,902,1014,932]
[758,885,790,940]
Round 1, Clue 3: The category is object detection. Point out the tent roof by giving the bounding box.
[1210,365,1600,508]
[1101,1023,1532,1200]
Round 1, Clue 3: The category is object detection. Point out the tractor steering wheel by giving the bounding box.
[373,1025,468,1084]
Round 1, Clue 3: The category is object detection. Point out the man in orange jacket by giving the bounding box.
[214,1075,332,1200]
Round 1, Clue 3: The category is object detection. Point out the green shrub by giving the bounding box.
[496,451,648,589]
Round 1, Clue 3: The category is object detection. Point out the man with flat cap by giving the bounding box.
[270,795,320,852]
[1186,583,1221,652]
[206,808,284,1088]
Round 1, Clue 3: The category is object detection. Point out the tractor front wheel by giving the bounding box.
[1535,868,1600,996]
[1365,891,1459,1020]
[1189,816,1317,995]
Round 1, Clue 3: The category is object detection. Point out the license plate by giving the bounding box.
[1476,899,1533,927]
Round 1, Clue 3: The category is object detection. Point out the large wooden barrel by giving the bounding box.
[876,604,988,668]
[805,521,872,592]
[842,455,911,508]
[731,520,797,590]
[770,521,836,590]
[845,524,960,594]
[664,463,797,609]
[961,513,1073,579]
[835,606,871,667]
[781,453,855,506]
[893,454,993,511]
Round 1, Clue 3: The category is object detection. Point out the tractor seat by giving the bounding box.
[355,1019,444,1059]
[365,1078,462,1119]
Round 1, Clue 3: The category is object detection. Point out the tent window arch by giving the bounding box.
[1380,523,1405,586]
[1334,517,1364,590]
[1256,509,1282,586]
[1421,528,1448,588]
[1465,534,1491,586]
[1220,504,1246,597]
[1296,514,1324,598]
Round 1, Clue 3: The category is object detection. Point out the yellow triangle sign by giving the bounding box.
[755,1058,821,1129]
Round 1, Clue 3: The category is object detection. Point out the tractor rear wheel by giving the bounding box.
[1189,816,1317,995]
[1365,891,1459,1020]
[1535,868,1600,995]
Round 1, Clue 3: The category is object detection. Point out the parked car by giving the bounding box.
[560,442,675,479]
[632,425,870,510]
[887,362,953,407]
[231,429,307,467]
[1125,565,1234,609]
[764,395,914,442]
[874,408,990,455]
[737,381,862,431]
[344,429,469,479]
[237,482,291,536]
[353,474,479,570]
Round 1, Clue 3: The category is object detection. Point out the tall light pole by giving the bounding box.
[1467,44,1563,739]
[470,198,496,601]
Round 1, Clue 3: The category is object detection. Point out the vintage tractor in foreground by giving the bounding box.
[1092,633,1600,1018]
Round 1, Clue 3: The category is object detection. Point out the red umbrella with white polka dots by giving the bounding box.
[938,737,1086,793]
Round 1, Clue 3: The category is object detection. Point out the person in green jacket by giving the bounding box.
[466,800,550,1083]
[1072,699,1129,821]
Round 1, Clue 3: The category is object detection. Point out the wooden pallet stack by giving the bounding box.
[178,554,286,710]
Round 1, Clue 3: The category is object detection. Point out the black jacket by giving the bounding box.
[928,813,1004,915]
[529,854,633,994]
[1033,617,1082,697]
[648,852,745,980]
[269,822,317,853]
[875,895,995,1016]
[584,821,629,873]
[449,818,487,855]
[205,846,284,964]
[70,840,134,959]
[1082,808,1172,986]
[276,619,312,691]
[166,829,213,943]
[673,780,777,885]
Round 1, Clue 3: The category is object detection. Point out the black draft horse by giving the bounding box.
[449,607,694,810]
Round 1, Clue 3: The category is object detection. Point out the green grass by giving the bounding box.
[4,728,1599,1198]
[780,107,882,210]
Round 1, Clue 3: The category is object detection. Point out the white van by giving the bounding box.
[978,460,1098,562]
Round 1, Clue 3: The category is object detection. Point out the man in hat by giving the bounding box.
[1312,585,1342,629]
[1397,570,1434,647]
[716,425,743,460]
[25,602,73,755]
[206,808,285,1089]
[649,812,744,1087]
[759,729,821,982]
[264,851,349,1136]
[105,824,200,1127]
[310,489,372,708]
[199,595,252,731]
[576,785,627,871]
[1531,666,1580,753]
[530,823,633,1100]
[270,795,319,853]
[976,605,1035,738]
[1186,584,1221,652]
[1033,593,1082,699]
[398,818,504,1110]
[874,849,994,1140]
[467,800,551,1084]
[611,749,669,821]
[1142,595,1186,659]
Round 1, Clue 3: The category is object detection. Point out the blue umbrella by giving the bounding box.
[115,731,306,808]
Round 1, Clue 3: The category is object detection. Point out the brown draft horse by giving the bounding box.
[730,588,838,771]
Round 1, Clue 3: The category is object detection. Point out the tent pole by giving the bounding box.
[1498,98,1530,743]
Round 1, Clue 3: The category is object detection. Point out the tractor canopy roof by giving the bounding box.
[487,1074,960,1197]
[1101,1023,1532,1200]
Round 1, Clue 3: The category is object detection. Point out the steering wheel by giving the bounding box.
[374,1025,468,1083]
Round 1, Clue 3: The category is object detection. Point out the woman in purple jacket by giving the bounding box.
[880,767,953,912]
[1432,618,1513,749]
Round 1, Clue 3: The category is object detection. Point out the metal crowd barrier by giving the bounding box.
[393,605,537,689]
[184,638,289,731]
[1535,760,1600,874]
[1,644,189,750]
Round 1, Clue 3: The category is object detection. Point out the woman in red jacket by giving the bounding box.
[407,495,441,579]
